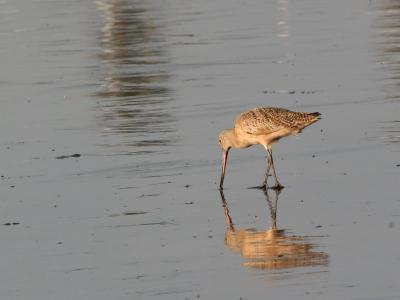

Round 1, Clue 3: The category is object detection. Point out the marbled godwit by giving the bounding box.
[218,107,321,189]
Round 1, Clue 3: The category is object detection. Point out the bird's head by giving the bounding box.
[218,129,235,151]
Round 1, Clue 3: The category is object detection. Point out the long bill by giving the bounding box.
[219,149,229,189]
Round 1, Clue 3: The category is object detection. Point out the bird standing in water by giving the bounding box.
[218,107,321,190]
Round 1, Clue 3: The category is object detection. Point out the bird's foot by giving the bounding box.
[270,183,284,190]
[248,184,267,190]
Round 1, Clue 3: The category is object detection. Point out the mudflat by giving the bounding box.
[1,0,399,299]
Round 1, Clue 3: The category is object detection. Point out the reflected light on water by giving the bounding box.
[94,0,177,153]
[220,189,328,270]
[374,0,400,143]
[276,0,290,39]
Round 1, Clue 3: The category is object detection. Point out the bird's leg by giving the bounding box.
[267,148,284,190]
[262,153,272,187]
[248,153,271,189]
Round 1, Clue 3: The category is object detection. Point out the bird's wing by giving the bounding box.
[234,107,318,135]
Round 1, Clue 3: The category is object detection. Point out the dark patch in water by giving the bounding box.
[139,193,160,198]
[123,211,148,216]
[150,181,172,186]
[65,267,95,273]
[263,89,316,94]
[109,211,148,217]
[112,221,171,228]
[121,274,145,280]
[3,222,20,226]
[118,186,137,190]
[56,153,81,159]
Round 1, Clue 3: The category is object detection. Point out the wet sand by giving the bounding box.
[1,0,400,299]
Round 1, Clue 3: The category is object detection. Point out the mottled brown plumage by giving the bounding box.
[218,107,321,189]
[235,107,320,136]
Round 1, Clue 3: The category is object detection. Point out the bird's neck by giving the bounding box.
[226,129,251,149]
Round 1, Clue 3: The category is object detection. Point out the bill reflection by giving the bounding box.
[219,189,328,270]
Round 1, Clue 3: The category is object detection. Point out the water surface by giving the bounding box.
[0,0,400,299]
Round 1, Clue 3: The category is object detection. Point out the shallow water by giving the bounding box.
[1,0,400,299]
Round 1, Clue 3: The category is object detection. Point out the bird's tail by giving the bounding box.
[309,112,321,118]
[297,111,321,132]
[308,112,322,124]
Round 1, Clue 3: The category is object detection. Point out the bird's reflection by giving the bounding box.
[220,189,328,270]
[94,0,177,153]
[374,1,400,143]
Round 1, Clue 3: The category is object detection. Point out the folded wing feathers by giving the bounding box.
[235,107,321,135]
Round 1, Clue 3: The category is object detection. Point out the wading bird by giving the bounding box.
[218,107,321,190]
